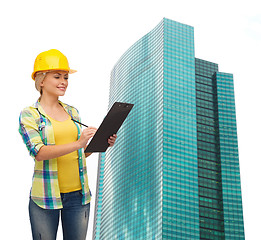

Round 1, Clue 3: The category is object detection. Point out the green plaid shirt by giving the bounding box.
[19,100,91,209]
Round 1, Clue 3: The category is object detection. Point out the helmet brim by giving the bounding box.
[32,69,77,80]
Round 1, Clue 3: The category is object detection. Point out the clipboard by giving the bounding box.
[85,102,134,153]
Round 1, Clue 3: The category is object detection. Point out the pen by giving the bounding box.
[71,118,89,128]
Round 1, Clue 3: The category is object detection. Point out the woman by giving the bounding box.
[19,49,116,240]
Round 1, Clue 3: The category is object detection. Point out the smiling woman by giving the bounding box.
[18,49,117,240]
[41,71,69,98]
[35,71,69,96]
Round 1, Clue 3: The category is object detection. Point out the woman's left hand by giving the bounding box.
[108,134,117,147]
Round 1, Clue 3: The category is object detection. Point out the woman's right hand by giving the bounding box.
[77,127,97,149]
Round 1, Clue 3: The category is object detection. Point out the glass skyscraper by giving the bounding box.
[93,18,244,240]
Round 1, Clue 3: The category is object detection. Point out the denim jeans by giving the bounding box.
[29,190,90,240]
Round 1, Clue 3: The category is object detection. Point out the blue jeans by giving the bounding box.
[29,190,90,240]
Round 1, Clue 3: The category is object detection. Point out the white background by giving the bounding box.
[1,0,260,239]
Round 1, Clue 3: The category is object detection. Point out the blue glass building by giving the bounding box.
[93,18,244,239]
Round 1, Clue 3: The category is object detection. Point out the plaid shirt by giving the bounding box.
[19,100,91,209]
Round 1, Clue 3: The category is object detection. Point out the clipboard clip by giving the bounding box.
[118,103,132,108]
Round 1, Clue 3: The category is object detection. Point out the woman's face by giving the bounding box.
[40,71,69,97]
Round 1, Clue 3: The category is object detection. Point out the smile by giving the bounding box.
[57,87,66,91]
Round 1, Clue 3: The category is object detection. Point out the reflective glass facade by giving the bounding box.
[195,59,225,238]
[94,19,164,240]
[93,18,244,240]
[215,73,245,238]
[162,19,199,239]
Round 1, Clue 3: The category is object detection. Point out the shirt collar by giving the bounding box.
[32,99,73,118]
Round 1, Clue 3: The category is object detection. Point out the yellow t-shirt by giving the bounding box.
[49,115,82,193]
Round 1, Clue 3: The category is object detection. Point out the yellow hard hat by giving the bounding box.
[31,49,77,80]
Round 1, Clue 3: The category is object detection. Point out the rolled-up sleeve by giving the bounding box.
[19,109,44,159]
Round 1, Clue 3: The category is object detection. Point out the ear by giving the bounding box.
[40,79,45,87]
